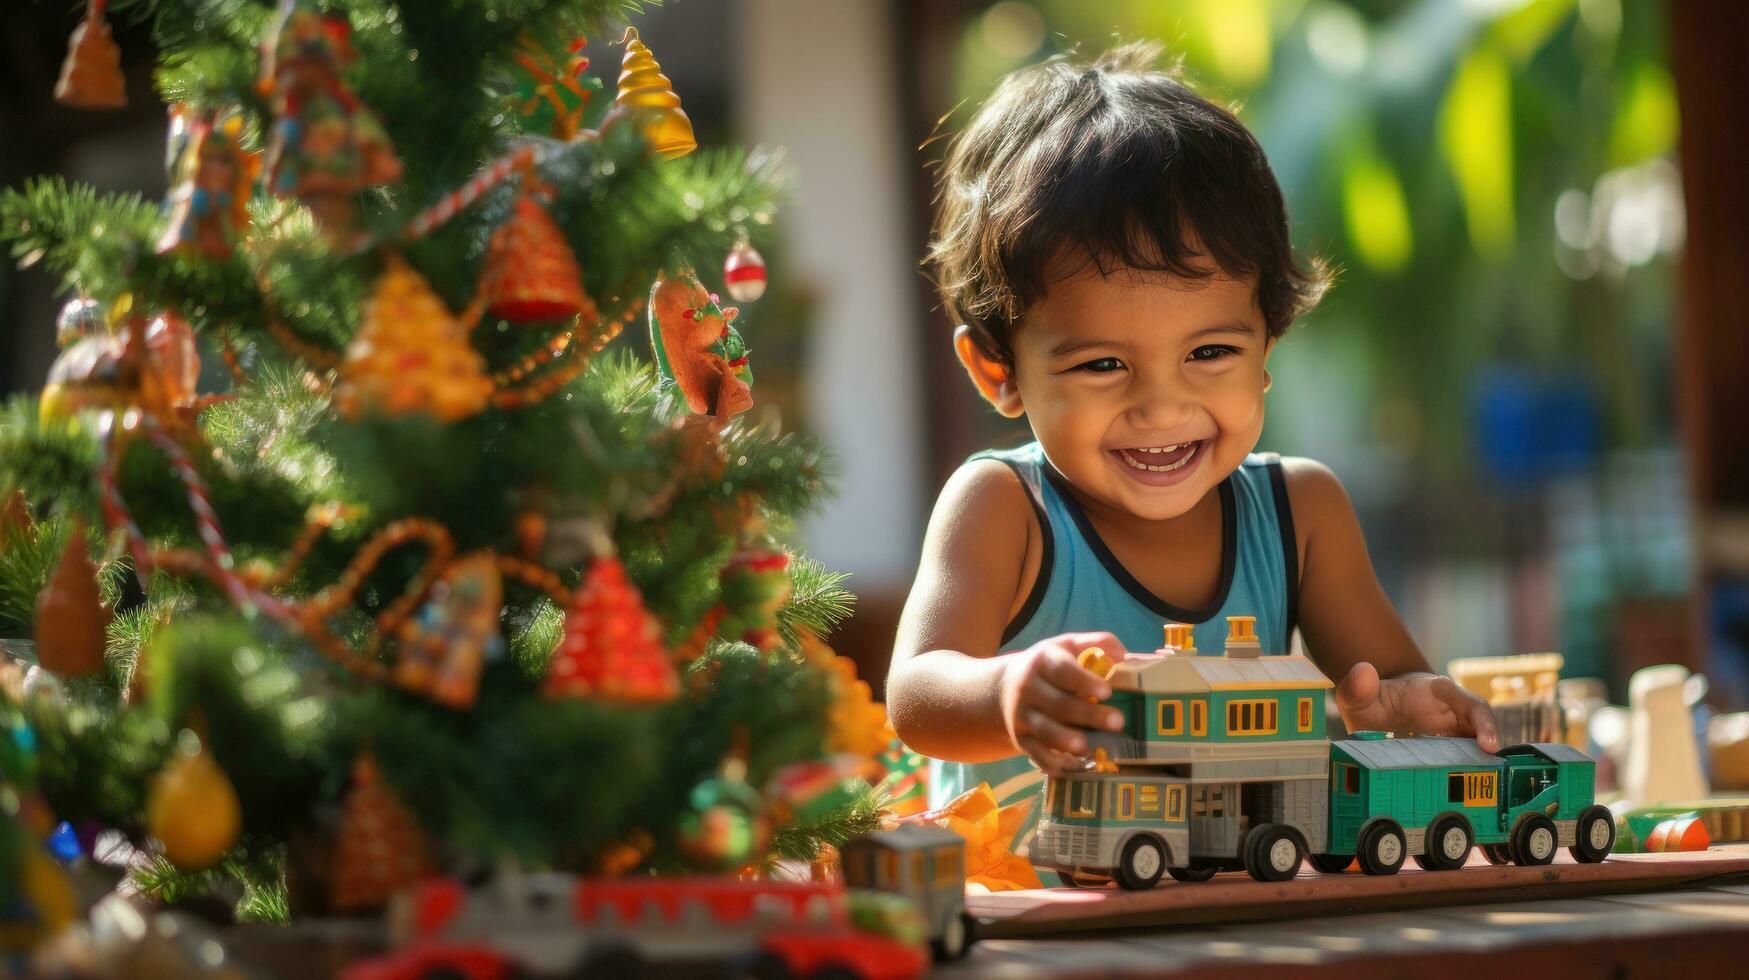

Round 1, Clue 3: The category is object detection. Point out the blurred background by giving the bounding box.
[3,0,1745,709]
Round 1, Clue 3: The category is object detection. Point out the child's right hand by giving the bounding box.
[998,632,1129,775]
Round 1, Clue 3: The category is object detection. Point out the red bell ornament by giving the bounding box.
[478,193,597,325]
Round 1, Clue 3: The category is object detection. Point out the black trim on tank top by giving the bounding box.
[1264,456,1300,646]
[979,456,1055,646]
[1041,461,1237,624]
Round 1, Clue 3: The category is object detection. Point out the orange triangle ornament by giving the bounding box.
[55,0,127,110]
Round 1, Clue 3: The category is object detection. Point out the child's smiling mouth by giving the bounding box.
[1109,440,1207,486]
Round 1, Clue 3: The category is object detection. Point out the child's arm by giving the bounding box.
[888,461,1126,774]
[1284,458,1501,751]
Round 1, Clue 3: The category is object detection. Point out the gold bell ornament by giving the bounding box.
[612,27,696,160]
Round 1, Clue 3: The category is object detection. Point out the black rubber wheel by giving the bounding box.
[1480,843,1514,866]
[1307,853,1354,874]
[812,968,858,980]
[1421,815,1474,871]
[1244,823,1304,882]
[1513,814,1558,866]
[735,951,792,980]
[1114,835,1167,891]
[931,911,975,961]
[572,942,642,980]
[1167,864,1218,882]
[1570,805,1616,864]
[1357,821,1407,876]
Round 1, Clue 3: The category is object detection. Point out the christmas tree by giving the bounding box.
[0,0,881,925]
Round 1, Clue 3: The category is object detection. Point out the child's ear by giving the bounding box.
[954,325,1024,418]
[1262,335,1277,392]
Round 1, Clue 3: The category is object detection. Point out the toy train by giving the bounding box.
[1033,618,1617,889]
[339,823,968,980]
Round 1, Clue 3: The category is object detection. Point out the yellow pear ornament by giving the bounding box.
[146,732,242,871]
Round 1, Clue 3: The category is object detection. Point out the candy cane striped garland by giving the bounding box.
[96,429,153,584]
[399,144,547,245]
[139,419,294,625]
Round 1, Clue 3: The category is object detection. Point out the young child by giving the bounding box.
[887,43,1499,881]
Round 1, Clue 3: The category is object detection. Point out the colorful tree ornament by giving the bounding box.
[648,273,753,420]
[678,757,771,871]
[33,522,109,680]
[157,108,256,260]
[718,547,790,651]
[544,556,678,705]
[825,656,890,760]
[612,27,696,160]
[38,329,134,427]
[54,0,127,110]
[54,296,106,349]
[139,312,201,419]
[146,733,242,871]
[259,0,401,232]
[877,736,929,819]
[335,255,492,423]
[722,238,768,303]
[478,192,597,325]
[511,34,600,141]
[329,753,434,911]
[392,552,503,710]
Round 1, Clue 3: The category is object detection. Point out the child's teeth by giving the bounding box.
[1121,442,1200,472]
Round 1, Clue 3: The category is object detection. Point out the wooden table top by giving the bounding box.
[943,848,1749,977]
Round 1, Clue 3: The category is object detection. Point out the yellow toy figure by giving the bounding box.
[648,272,753,421]
[158,108,257,260]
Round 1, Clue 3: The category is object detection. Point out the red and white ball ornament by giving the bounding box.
[721,239,767,303]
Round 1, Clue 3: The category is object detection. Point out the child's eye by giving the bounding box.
[1076,357,1125,373]
[1188,345,1239,362]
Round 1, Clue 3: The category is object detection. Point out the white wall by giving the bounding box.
[735,0,925,592]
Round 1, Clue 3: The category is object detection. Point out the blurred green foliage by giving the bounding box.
[947,0,1680,478]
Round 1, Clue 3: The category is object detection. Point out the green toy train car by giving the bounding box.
[1033,617,1616,889]
[1321,734,1615,874]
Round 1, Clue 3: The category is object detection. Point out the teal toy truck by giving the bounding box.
[1034,617,1615,889]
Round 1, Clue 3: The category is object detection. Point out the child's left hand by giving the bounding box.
[1333,663,1501,753]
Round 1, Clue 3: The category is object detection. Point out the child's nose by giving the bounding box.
[1126,385,1196,431]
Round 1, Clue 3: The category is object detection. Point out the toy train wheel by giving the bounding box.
[1244,824,1304,882]
[733,950,792,980]
[1480,843,1513,865]
[1420,816,1474,871]
[1115,835,1167,890]
[1307,853,1354,874]
[933,912,973,961]
[1168,865,1218,882]
[1513,815,1558,866]
[1570,805,1616,863]
[1357,821,1407,876]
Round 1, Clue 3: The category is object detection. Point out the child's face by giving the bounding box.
[967,262,1274,522]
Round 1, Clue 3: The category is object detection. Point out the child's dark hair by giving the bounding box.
[929,42,1329,366]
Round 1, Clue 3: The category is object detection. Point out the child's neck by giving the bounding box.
[1065,480,1223,548]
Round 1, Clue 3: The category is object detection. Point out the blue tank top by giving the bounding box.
[927,441,1300,884]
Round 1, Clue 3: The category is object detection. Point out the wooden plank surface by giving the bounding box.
[944,880,1749,977]
[967,847,1749,938]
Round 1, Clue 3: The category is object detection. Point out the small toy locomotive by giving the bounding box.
[1033,618,1616,889]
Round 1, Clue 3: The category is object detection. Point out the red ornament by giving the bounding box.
[478,193,598,324]
[722,240,767,303]
[545,557,678,704]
